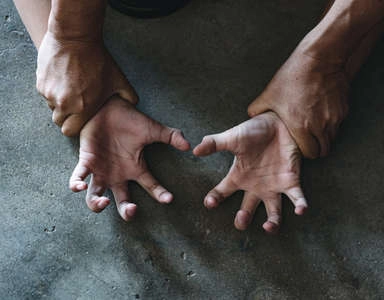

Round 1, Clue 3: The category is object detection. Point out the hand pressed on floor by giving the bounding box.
[69,96,190,221]
[193,112,307,234]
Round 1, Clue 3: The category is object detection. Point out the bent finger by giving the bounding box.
[86,176,110,213]
[111,183,137,221]
[234,192,261,231]
[204,175,238,209]
[52,109,70,127]
[284,186,308,215]
[137,171,173,204]
[69,161,90,192]
[263,196,282,234]
[61,114,89,137]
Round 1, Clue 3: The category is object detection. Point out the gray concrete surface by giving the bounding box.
[1,0,384,299]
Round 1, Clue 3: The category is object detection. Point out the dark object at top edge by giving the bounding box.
[108,0,190,18]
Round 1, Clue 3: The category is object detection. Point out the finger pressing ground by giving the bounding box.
[204,175,238,209]
[137,171,173,204]
[111,183,137,221]
[234,192,262,231]
[69,161,90,192]
[86,175,110,213]
[263,196,282,234]
[284,186,308,215]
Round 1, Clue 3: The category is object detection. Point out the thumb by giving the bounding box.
[61,114,88,137]
[158,126,191,151]
[247,93,270,118]
[112,66,139,105]
[193,131,232,156]
[115,78,139,105]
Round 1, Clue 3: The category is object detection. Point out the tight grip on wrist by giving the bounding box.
[247,100,322,159]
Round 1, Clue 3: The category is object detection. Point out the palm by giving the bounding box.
[194,112,307,233]
[70,97,190,221]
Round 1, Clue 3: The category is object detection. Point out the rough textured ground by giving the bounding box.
[1,0,384,299]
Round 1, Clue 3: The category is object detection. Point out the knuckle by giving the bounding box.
[270,208,282,216]
[270,213,282,224]
[166,127,177,140]
[323,112,331,123]
[55,97,69,110]
[52,113,60,125]
[148,182,160,193]
[202,135,212,143]
[172,128,182,135]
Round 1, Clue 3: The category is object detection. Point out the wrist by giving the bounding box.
[297,0,384,66]
[297,31,348,66]
[47,22,103,43]
[47,0,106,42]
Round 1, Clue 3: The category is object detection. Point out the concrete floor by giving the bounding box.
[1,0,384,299]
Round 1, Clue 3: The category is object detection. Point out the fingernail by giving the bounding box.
[98,200,107,209]
[206,196,217,208]
[160,192,173,203]
[295,205,307,215]
[126,203,137,217]
[77,182,86,190]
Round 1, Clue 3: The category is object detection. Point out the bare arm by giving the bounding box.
[13,0,138,136]
[301,0,384,65]
[248,0,384,158]
[13,0,50,48]
[48,0,106,41]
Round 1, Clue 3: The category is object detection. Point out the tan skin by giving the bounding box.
[69,97,190,220]
[248,0,384,158]
[194,112,307,233]
[15,0,138,136]
[36,31,138,136]
[12,0,384,232]
[248,47,350,159]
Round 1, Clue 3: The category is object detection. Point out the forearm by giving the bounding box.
[300,0,384,65]
[13,0,51,49]
[49,0,107,41]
